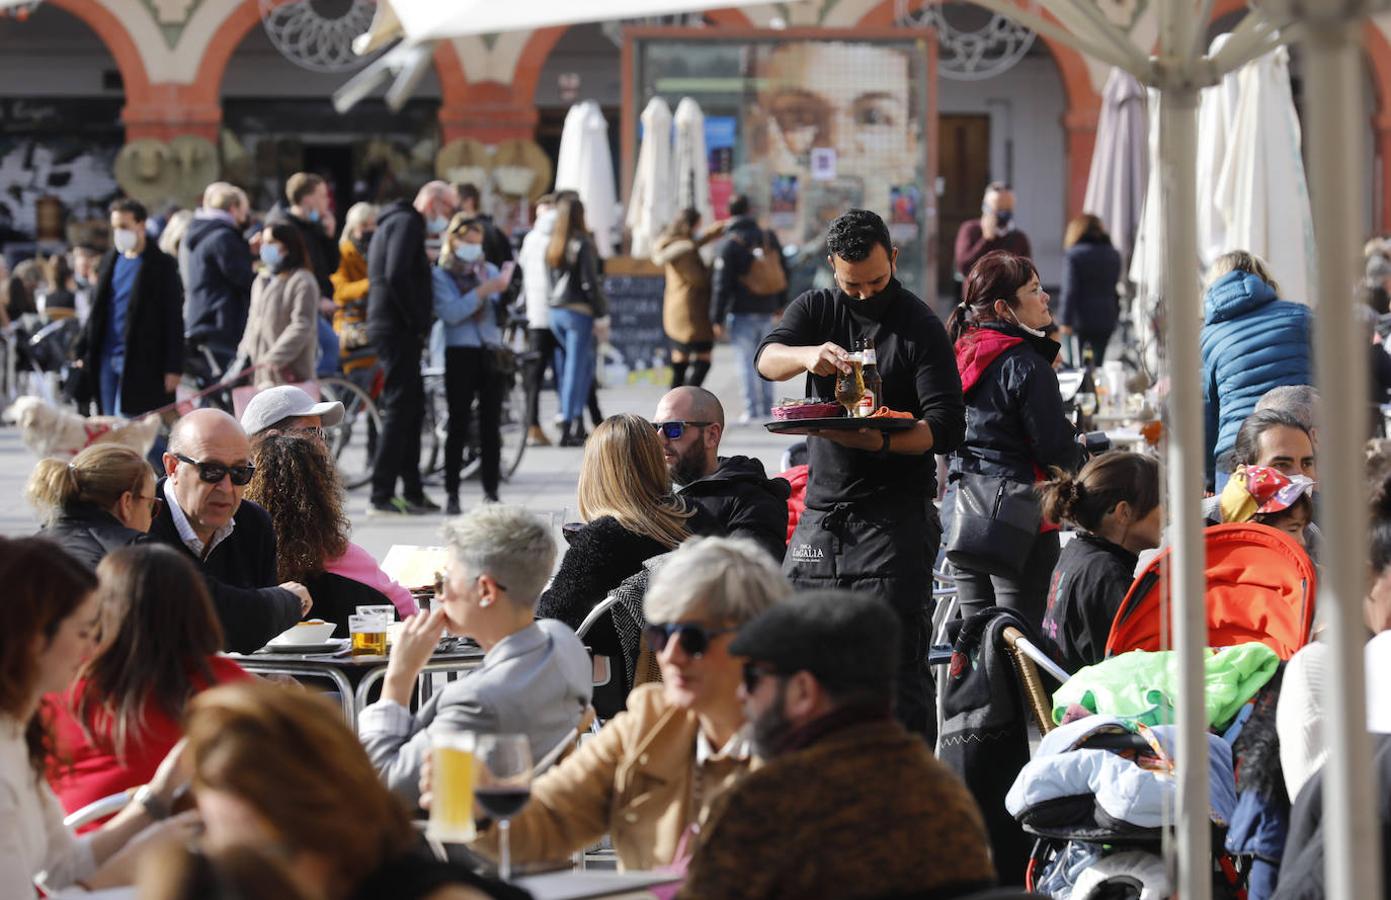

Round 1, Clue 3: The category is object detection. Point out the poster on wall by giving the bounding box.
[632,33,932,297]
[705,115,736,220]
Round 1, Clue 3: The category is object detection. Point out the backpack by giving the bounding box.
[739,230,788,297]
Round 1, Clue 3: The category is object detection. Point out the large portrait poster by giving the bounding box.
[630,32,934,299]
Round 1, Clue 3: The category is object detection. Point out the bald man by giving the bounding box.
[146,408,310,652]
[653,386,790,561]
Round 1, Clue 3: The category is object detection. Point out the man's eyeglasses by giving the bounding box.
[742,661,783,694]
[643,622,737,658]
[174,453,255,486]
[652,421,713,441]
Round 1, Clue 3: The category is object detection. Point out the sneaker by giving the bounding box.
[526,425,552,447]
[402,493,441,513]
[367,497,419,517]
[444,496,461,516]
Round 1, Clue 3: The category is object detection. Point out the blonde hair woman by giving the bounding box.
[26,443,158,570]
[537,414,720,711]
[544,195,609,446]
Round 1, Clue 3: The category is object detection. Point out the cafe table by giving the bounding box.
[514,870,683,899]
[228,639,486,727]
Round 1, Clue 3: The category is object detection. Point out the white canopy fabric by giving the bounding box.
[386,0,804,42]
[1196,34,1242,273]
[673,98,714,227]
[1083,67,1149,265]
[626,97,675,259]
[555,101,619,259]
[1214,45,1317,305]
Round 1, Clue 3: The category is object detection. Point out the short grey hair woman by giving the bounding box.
[465,536,790,871]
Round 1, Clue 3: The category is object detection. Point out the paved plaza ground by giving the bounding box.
[0,344,798,564]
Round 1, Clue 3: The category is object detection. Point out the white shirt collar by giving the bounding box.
[695,727,752,765]
[163,479,235,559]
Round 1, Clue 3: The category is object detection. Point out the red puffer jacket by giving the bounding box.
[778,464,809,544]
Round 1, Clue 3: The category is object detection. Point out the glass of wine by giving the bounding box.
[474,733,533,881]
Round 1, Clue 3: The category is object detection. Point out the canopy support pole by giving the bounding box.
[1303,17,1383,900]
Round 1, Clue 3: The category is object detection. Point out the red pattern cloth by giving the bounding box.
[778,464,809,544]
[45,655,251,832]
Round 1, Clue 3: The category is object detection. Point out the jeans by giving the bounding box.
[316,315,340,377]
[550,308,595,424]
[524,327,560,428]
[443,346,503,499]
[369,341,425,505]
[955,529,1062,632]
[98,352,122,416]
[729,313,775,419]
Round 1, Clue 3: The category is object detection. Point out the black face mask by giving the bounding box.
[839,273,897,321]
[354,231,374,254]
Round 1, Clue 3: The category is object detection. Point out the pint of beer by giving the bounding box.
[428,732,478,843]
[349,613,388,656]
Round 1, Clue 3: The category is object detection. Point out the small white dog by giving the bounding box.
[2,396,161,459]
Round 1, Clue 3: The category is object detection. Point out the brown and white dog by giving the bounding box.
[2,396,161,459]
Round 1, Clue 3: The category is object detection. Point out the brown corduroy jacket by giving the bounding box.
[678,718,997,900]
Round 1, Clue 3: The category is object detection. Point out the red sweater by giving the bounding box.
[46,655,250,831]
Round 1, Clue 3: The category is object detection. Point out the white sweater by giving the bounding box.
[0,717,96,896]
[519,210,557,330]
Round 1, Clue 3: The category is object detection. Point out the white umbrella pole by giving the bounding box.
[1156,80,1212,900]
[1302,18,1384,900]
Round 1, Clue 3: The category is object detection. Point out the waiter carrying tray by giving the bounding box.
[756,209,966,740]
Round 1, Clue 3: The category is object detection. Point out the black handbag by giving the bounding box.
[945,472,1042,578]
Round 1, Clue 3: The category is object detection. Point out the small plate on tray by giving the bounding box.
[765,416,917,434]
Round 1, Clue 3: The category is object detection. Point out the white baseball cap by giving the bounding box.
[240,385,344,436]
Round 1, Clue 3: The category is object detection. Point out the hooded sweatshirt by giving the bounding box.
[183,211,254,354]
[519,209,557,329]
[678,455,791,563]
[1200,269,1314,483]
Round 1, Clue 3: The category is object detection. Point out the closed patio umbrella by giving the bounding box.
[1083,67,1148,264]
[555,100,620,259]
[626,97,675,259]
[673,97,714,227]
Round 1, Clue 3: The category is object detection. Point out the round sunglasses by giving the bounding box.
[642,622,737,658]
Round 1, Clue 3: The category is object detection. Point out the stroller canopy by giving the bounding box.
[1105,523,1316,661]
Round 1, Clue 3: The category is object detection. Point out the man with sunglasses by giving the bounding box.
[652,386,790,562]
[147,408,311,653]
[678,590,995,900]
[756,209,966,741]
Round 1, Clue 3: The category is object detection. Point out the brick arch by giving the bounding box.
[858,0,1102,218]
[44,0,152,107]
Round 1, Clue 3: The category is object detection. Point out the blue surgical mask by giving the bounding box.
[428,216,449,235]
[307,209,322,224]
[260,243,282,267]
[454,243,483,263]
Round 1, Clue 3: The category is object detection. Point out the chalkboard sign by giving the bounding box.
[603,273,668,378]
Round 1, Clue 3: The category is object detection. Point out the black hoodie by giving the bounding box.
[679,455,790,562]
[267,201,340,300]
[184,213,254,355]
[366,200,432,345]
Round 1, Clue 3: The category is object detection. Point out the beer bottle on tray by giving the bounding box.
[857,338,881,418]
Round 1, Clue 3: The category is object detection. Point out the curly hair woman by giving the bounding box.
[244,433,415,634]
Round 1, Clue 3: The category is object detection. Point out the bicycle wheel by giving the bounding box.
[497,362,527,480]
[421,369,447,480]
[319,375,382,490]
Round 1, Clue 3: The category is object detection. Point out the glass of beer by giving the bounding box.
[834,353,865,417]
[428,731,478,844]
[349,613,388,656]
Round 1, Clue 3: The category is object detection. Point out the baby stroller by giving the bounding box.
[946,523,1315,898]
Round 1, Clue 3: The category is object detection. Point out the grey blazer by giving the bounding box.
[358,619,592,807]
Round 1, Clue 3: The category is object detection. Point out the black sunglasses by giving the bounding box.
[652,420,713,440]
[742,660,783,694]
[643,622,737,658]
[174,453,255,486]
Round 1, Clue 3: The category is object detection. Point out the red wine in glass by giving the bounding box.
[475,786,531,820]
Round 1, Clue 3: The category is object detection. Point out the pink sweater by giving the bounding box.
[325,543,419,618]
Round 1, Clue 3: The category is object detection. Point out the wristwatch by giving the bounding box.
[133,784,170,820]
[874,430,893,459]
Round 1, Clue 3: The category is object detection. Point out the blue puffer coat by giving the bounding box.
[1201,270,1314,483]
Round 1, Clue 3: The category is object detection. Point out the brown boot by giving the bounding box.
[526,424,552,447]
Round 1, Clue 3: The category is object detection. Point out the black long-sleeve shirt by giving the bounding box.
[756,281,966,506]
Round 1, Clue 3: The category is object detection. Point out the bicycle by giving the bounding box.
[320,358,383,491]
[421,315,533,485]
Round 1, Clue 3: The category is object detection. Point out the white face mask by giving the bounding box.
[1002,306,1046,339]
[113,228,139,254]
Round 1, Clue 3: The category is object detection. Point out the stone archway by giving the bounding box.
[44,0,162,138]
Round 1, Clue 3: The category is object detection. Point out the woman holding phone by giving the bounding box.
[432,214,514,515]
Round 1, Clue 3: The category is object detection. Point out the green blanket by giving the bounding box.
[1052,642,1281,727]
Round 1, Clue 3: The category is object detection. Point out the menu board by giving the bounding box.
[603,273,668,380]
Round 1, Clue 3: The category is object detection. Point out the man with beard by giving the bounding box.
[677,590,995,900]
[652,386,790,562]
[756,208,965,741]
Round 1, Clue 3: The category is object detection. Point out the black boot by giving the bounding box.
[688,359,711,387]
[670,360,689,387]
[445,494,461,516]
[560,420,587,447]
